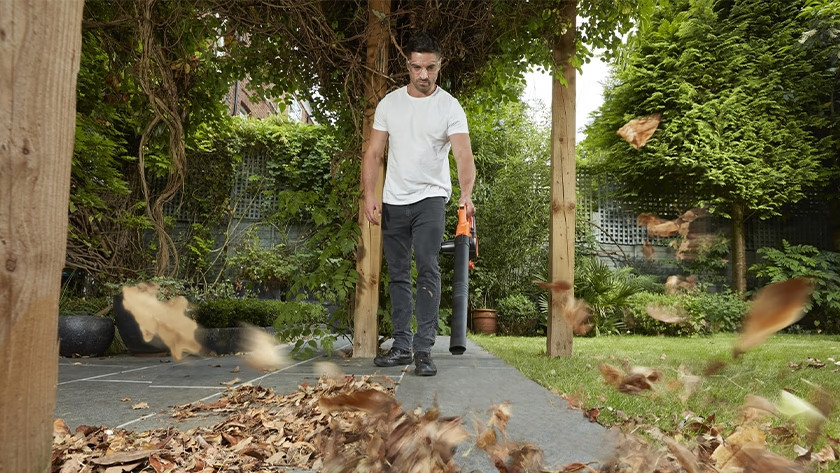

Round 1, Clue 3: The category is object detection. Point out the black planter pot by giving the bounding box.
[58,315,115,357]
[199,326,275,355]
[113,294,168,354]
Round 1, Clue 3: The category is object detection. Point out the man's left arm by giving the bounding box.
[450,132,476,217]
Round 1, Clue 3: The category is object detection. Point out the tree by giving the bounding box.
[0,1,84,471]
[582,0,832,292]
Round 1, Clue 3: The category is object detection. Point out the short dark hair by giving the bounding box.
[405,31,442,57]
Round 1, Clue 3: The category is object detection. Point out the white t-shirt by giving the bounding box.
[373,86,469,205]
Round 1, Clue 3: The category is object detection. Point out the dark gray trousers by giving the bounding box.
[382,197,446,354]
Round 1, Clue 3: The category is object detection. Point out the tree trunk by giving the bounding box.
[0,0,84,470]
[731,201,747,294]
[353,0,390,358]
[546,2,576,358]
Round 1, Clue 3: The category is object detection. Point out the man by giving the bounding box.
[361,31,476,376]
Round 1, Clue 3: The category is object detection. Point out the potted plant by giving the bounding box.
[469,268,498,334]
[58,285,115,357]
[109,279,186,355]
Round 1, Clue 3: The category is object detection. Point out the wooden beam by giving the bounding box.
[353,0,390,358]
[0,0,84,469]
[546,2,576,358]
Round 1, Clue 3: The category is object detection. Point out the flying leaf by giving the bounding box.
[734,278,813,357]
[121,284,203,361]
[645,303,688,324]
[240,323,287,372]
[617,113,661,149]
[319,388,397,415]
[642,240,655,261]
[776,390,826,426]
[534,280,572,293]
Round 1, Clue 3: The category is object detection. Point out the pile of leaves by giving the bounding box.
[52,375,398,472]
[52,373,573,473]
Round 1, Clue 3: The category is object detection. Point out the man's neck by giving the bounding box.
[407,83,437,97]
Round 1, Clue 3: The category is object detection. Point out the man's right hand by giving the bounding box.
[364,197,381,225]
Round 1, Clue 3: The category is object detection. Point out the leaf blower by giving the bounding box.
[440,205,477,355]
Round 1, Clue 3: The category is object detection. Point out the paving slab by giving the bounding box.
[56,336,615,471]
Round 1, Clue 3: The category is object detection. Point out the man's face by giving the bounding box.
[407,52,441,96]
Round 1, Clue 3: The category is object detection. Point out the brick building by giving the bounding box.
[223,78,314,123]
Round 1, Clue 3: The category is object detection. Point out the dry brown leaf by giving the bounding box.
[566,296,592,336]
[319,388,397,415]
[740,394,779,424]
[53,418,71,437]
[812,444,837,463]
[103,463,142,473]
[734,278,813,357]
[598,363,624,388]
[91,450,158,465]
[735,446,807,472]
[220,377,240,386]
[240,323,287,371]
[121,284,203,361]
[677,365,702,403]
[664,275,696,295]
[642,239,655,261]
[130,402,149,410]
[645,303,689,324]
[617,113,662,149]
[534,280,572,293]
[663,437,701,473]
[313,361,344,380]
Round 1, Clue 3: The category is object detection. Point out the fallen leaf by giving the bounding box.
[617,113,661,149]
[220,377,241,386]
[734,278,814,357]
[92,450,157,465]
[131,402,149,410]
[663,437,701,473]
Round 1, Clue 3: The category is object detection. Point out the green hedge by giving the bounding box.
[626,291,747,336]
[192,298,327,329]
[497,293,541,336]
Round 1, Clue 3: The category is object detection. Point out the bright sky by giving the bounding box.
[523,54,611,143]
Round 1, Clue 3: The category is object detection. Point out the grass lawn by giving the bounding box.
[471,333,840,458]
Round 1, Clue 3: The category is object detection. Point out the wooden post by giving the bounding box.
[546,2,576,357]
[353,0,390,358]
[0,0,84,470]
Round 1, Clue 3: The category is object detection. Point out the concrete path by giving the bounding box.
[56,336,614,471]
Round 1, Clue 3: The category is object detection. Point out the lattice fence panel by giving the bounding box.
[231,148,276,220]
[577,169,832,252]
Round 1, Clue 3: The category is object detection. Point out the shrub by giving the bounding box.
[626,291,747,336]
[750,240,840,332]
[192,298,327,329]
[574,258,651,335]
[59,296,111,316]
[497,293,540,336]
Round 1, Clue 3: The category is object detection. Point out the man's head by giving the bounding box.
[405,31,442,97]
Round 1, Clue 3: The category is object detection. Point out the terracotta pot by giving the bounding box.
[471,308,498,335]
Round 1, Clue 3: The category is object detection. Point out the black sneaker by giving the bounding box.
[374,347,413,367]
[414,352,437,376]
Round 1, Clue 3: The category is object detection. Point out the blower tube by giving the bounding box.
[447,206,473,355]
